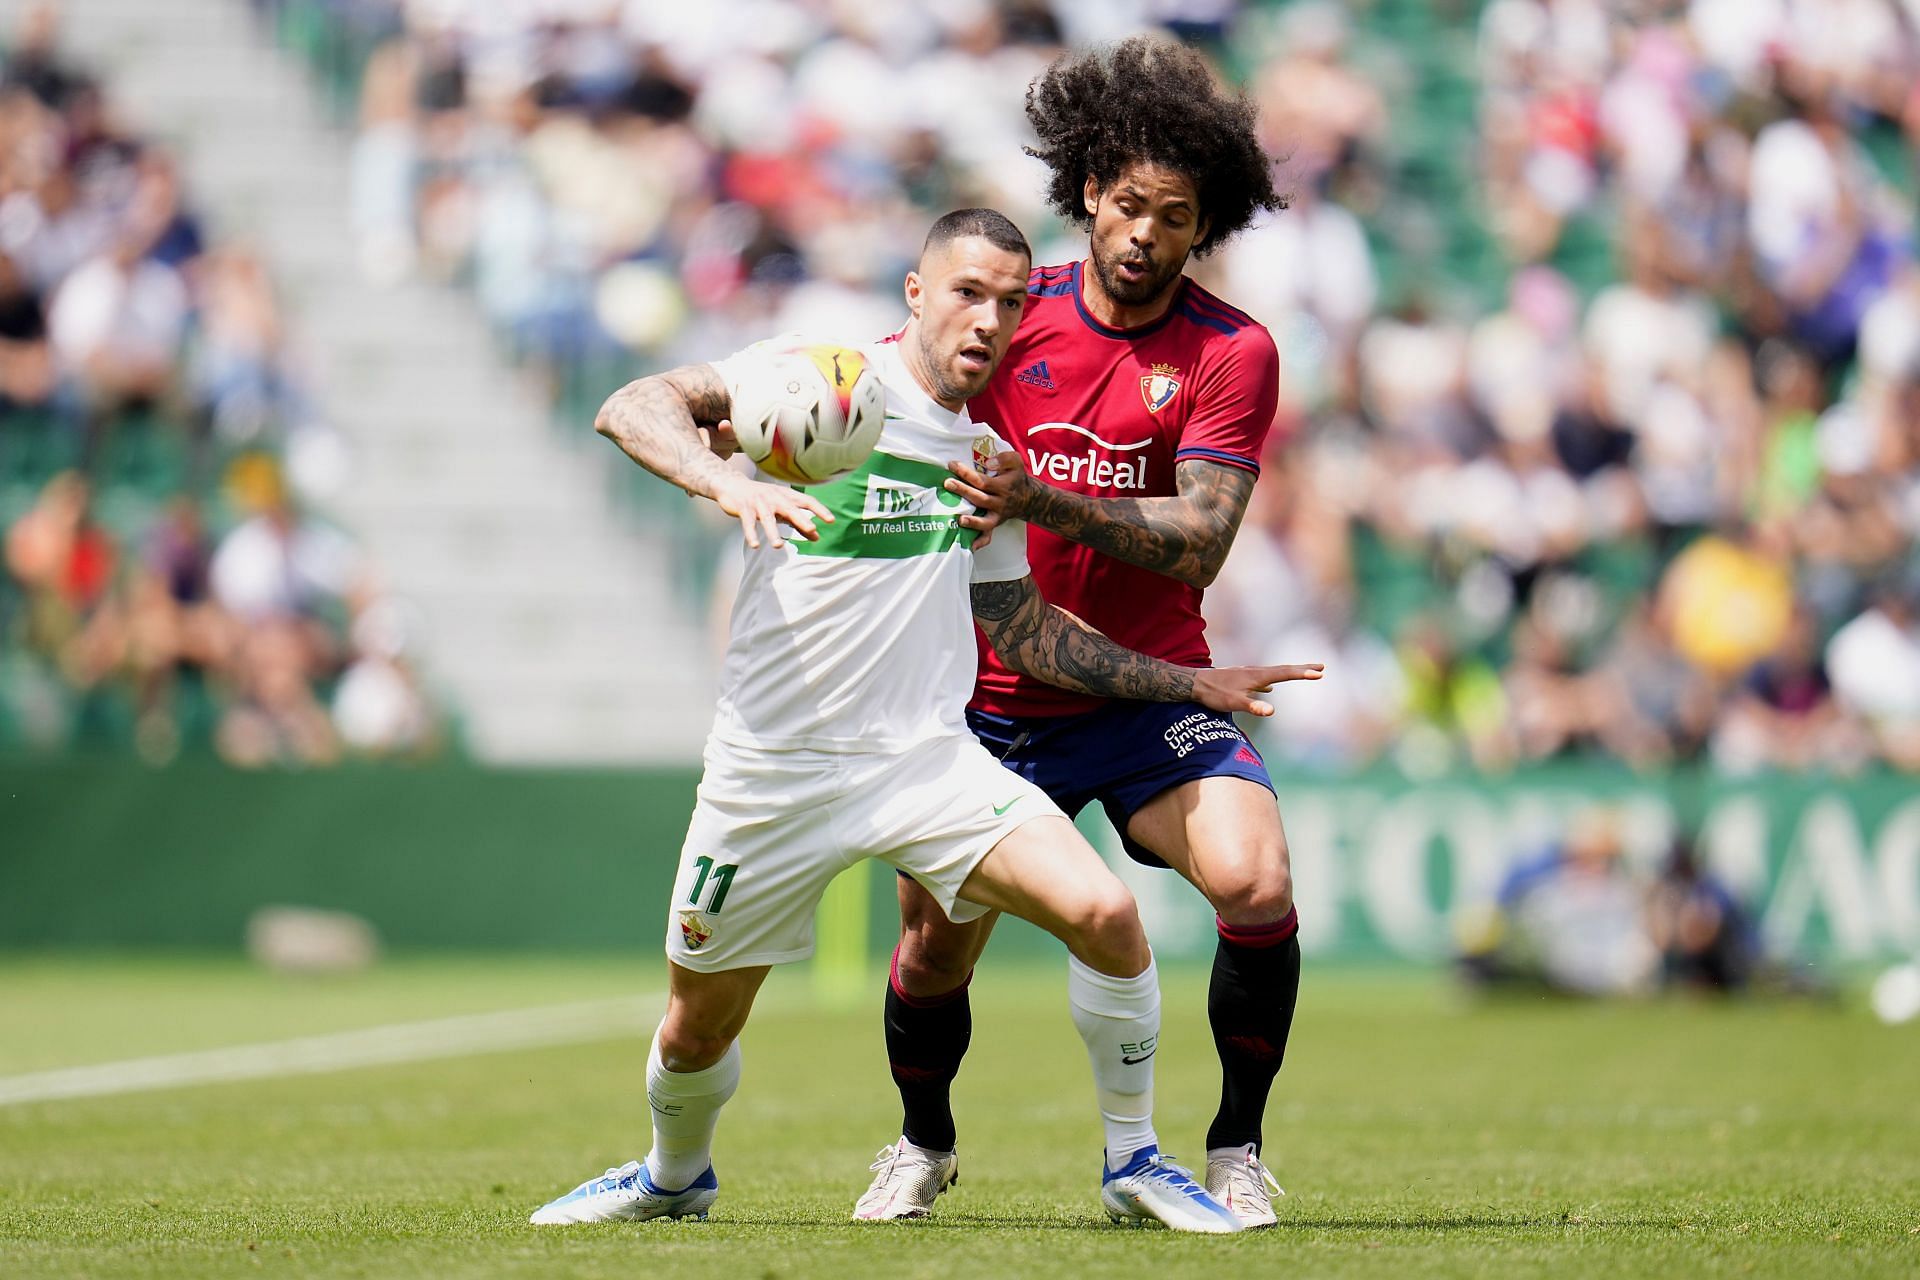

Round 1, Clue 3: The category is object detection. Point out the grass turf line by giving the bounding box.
[0,957,1915,1279]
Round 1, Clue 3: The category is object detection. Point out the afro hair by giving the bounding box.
[1023,35,1284,256]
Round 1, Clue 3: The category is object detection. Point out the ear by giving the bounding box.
[1082,174,1100,218]
[1193,213,1213,250]
[903,269,923,319]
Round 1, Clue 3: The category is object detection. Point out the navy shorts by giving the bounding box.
[963,700,1276,868]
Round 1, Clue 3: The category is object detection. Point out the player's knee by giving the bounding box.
[656,1023,735,1072]
[1211,859,1294,926]
[895,925,974,995]
[1070,882,1147,969]
[656,1002,737,1070]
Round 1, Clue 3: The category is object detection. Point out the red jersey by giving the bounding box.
[968,259,1280,717]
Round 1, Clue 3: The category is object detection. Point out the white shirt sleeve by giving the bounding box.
[710,332,829,395]
[963,425,1029,582]
[707,340,771,402]
[968,518,1029,583]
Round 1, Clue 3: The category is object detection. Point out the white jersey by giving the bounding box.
[706,336,1029,752]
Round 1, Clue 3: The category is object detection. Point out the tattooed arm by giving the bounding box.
[594,363,830,549]
[946,456,1256,588]
[594,363,738,499]
[970,574,1321,715]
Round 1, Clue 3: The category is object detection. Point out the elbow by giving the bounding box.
[1184,558,1225,590]
[592,395,623,442]
[594,375,659,442]
[1173,509,1234,588]
[1186,519,1243,588]
[979,628,1035,677]
[986,638,1029,676]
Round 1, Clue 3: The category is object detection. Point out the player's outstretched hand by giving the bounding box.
[1192,663,1325,717]
[712,472,833,550]
[946,450,1034,521]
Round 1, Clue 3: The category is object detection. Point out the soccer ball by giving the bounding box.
[1870,962,1920,1025]
[726,344,887,485]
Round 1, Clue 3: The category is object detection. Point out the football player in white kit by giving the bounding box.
[527,210,1320,1233]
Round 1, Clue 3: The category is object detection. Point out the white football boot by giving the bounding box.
[1205,1143,1286,1228]
[528,1159,718,1225]
[1099,1145,1243,1233]
[853,1139,959,1221]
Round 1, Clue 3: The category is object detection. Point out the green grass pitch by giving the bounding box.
[1,955,1915,1278]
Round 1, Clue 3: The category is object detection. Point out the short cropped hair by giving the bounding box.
[1025,35,1284,256]
[921,207,1033,265]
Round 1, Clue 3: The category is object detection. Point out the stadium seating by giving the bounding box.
[16,0,1914,776]
[0,9,438,763]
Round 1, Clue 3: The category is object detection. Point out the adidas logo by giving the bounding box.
[1014,360,1055,389]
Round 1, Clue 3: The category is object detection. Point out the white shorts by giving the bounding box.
[664,733,1062,972]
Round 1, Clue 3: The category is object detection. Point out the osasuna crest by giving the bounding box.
[678,910,713,952]
[1140,363,1181,413]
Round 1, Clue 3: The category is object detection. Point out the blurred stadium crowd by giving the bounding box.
[6,0,1920,780]
[1455,810,1776,997]
[0,3,435,762]
[287,0,1920,778]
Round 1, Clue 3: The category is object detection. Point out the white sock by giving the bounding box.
[643,1032,740,1191]
[1067,952,1160,1171]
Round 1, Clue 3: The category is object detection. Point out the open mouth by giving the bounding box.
[1117,257,1151,282]
[957,345,993,373]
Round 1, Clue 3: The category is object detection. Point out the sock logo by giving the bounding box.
[1120,1035,1158,1065]
[649,1095,685,1116]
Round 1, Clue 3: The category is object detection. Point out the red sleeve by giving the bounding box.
[1173,326,1279,474]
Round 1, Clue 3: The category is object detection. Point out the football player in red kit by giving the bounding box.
[856,37,1305,1228]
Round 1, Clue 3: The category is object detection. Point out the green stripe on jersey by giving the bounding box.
[794,450,979,559]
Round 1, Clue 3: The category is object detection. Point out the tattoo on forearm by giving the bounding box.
[1021,460,1256,586]
[971,576,1196,703]
[594,363,736,499]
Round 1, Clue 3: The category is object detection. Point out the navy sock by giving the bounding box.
[883,947,972,1152]
[1206,907,1301,1152]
